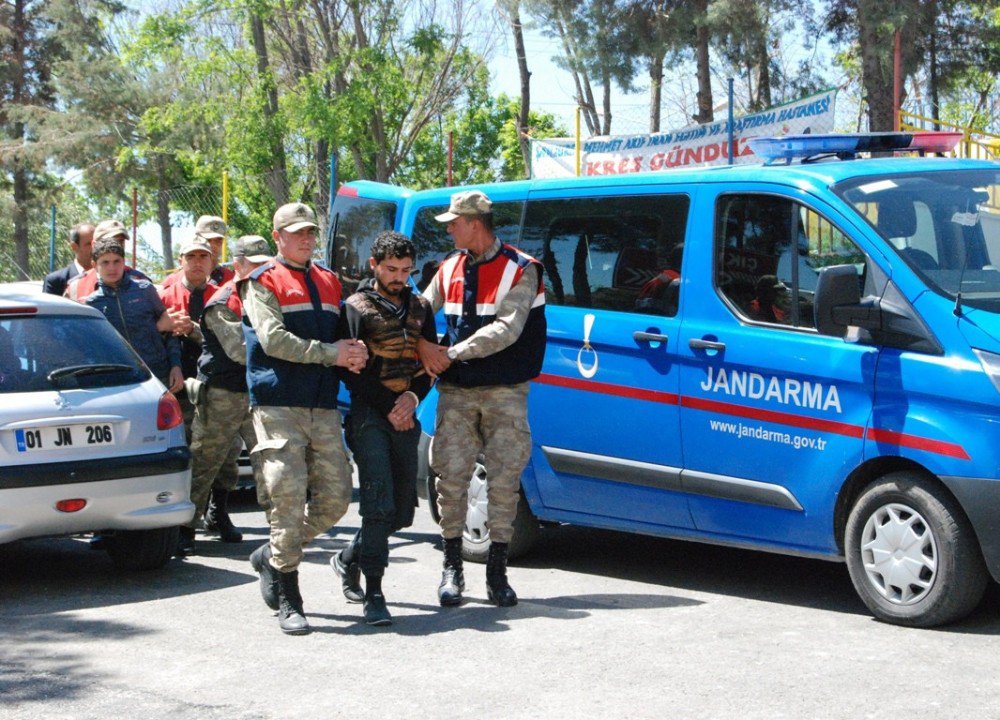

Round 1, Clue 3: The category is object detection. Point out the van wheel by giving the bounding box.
[844,472,987,627]
[427,459,539,564]
[105,526,179,571]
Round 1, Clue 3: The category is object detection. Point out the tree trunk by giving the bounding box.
[649,51,664,133]
[156,156,173,270]
[13,165,30,281]
[315,138,329,226]
[929,20,939,129]
[693,0,713,124]
[510,1,532,174]
[755,35,771,110]
[601,72,612,135]
[858,0,895,132]
[11,0,29,280]
[250,10,289,205]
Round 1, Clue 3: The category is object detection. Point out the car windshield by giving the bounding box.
[834,168,1000,314]
[0,314,149,394]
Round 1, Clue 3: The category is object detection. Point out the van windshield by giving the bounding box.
[834,169,1000,313]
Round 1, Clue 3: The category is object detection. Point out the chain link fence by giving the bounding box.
[0,170,332,286]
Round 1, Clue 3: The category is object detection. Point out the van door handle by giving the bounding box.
[634,331,669,343]
[689,338,726,351]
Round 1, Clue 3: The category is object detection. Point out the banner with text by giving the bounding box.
[530,88,838,178]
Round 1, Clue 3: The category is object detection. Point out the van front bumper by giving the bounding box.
[940,475,1000,584]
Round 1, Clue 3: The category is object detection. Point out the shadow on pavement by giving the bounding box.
[0,615,148,707]
[0,536,254,616]
[301,591,701,637]
[496,523,1000,632]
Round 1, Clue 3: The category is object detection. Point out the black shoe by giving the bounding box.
[249,542,280,611]
[486,541,518,607]
[363,592,392,626]
[176,526,196,556]
[330,550,364,603]
[205,488,243,543]
[438,537,465,606]
[277,570,310,635]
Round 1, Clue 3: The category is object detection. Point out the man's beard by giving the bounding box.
[377,280,403,297]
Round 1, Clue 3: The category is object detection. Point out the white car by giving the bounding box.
[0,289,194,570]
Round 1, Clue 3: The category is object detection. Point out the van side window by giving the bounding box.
[410,201,524,290]
[520,194,690,316]
[715,195,866,328]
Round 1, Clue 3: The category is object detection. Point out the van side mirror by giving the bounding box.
[815,264,869,336]
[814,264,943,354]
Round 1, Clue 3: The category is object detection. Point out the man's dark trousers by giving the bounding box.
[345,401,420,577]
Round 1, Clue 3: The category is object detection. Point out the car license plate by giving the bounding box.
[14,423,116,452]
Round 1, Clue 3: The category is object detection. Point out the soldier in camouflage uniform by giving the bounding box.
[243,203,368,635]
[181,236,274,553]
[418,190,547,608]
[332,231,438,626]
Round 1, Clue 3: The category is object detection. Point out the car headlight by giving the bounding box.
[973,348,1000,395]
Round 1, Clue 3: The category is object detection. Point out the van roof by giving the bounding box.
[345,156,998,205]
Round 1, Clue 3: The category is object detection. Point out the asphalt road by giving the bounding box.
[3,488,999,720]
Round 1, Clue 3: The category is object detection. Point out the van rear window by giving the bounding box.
[519,194,690,317]
[329,195,398,296]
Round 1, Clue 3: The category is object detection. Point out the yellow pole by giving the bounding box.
[221,170,229,262]
[575,107,582,177]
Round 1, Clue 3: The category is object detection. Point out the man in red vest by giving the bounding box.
[181,235,273,554]
[163,215,236,289]
[160,237,246,552]
[418,190,547,608]
[244,202,368,634]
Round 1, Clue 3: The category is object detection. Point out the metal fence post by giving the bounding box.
[49,205,57,273]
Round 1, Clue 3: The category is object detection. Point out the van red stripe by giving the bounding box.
[535,373,679,405]
[866,428,970,460]
[533,373,969,460]
[681,395,864,437]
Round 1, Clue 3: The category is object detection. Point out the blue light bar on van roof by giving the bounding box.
[748,131,963,163]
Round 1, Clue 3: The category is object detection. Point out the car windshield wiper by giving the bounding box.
[47,363,136,382]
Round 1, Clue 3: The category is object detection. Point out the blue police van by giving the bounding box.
[328,133,1000,627]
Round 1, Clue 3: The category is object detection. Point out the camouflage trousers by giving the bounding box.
[185,386,259,530]
[252,405,353,572]
[432,382,532,544]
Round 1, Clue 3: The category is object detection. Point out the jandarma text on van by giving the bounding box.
[701,367,842,413]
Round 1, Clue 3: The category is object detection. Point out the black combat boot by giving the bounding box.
[362,574,392,626]
[176,526,196,556]
[277,570,310,635]
[249,542,280,611]
[486,541,518,607]
[331,537,364,603]
[438,537,465,606]
[204,488,243,543]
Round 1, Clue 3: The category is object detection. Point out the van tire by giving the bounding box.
[426,459,540,563]
[462,490,540,564]
[844,472,987,627]
[106,526,179,571]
